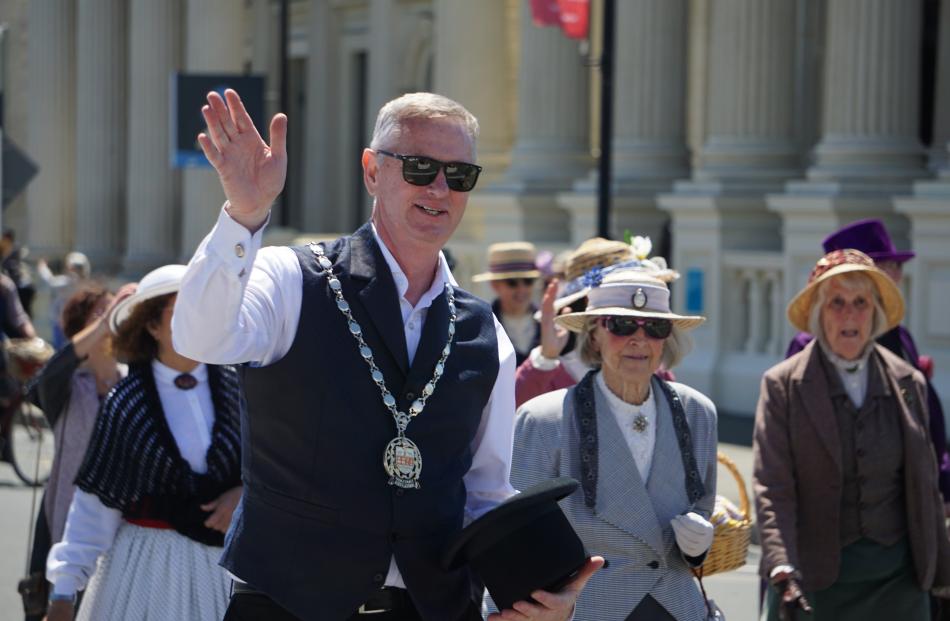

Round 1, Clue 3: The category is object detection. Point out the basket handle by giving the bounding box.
[717,451,750,521]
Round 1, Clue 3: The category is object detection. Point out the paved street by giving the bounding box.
[0,445,762,621]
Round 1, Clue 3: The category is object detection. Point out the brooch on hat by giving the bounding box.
[632,287,648,309]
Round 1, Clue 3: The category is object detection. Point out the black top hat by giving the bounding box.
[442,477,589,611]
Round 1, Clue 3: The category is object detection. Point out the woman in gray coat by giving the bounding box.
[511,268,718,621]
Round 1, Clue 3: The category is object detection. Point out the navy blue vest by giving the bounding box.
[222,224,500,621]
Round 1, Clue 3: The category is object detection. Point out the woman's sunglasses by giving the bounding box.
[376,150,482,192]
[601,316,673,340]
[502,278,536,288]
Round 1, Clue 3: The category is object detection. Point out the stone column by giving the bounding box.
[303,0,341,233]
[26,0,75,256]
[658,0,798,398]
[695,0,799,186]
[180,1,246,259]
[366,0,397,139]
[74,0,127,271]
[124,0,181,274]
[561,0,689,246]
[769,0,922,348]
[477,0,590,245]
[433,0,513,184]
[929,0,950,171]
[809,0,925,182]
[504,0,590,187]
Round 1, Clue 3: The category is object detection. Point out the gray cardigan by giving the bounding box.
[511,375,718,621]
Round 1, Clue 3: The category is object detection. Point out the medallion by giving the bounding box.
[384,436,423,489]
[310,243,455,491]
[632,287,648,309]
[632,413,649,433]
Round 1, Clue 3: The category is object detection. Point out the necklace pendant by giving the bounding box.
[384,436,422,489]
[632,414,649,433]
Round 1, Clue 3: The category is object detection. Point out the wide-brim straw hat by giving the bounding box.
[555,269,705,333]
[108,264,188,333]
[786,249,904,334]
[472,242,541,282]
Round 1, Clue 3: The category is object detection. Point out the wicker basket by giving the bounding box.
[700,451,752,576]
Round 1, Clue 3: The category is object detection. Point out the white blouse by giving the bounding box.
[596,371,658,482]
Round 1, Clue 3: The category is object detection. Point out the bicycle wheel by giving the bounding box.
[8,401,54,486]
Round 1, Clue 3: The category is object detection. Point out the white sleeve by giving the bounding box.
[463,315,518,524]
[46,490,122,597]
[172,205,303,366]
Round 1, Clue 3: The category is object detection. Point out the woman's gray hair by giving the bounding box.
[807,272,888,345]
[578,317,694,370]
[369,92,479,151]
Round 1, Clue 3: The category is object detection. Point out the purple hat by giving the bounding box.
[822,218,915,264]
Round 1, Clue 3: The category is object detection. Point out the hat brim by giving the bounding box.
[786,263,904,334]
[108,282,181,334]
[533,289,590,322]
[555,307,705,333]
[472,270,542,282]
[866,250,915,263]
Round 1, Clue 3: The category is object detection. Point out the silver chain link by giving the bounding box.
[309,243,455,436]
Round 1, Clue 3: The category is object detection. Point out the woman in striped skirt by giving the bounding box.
[45,265,243,621]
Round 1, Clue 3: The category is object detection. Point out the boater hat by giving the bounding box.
[472,242,541,282]
[822,218,915,264]
[555,268,705,333]
[786,249,904,333]
[442,477,589,611]
[108,264,188,333]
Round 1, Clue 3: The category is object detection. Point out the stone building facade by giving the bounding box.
[7,0,950,416]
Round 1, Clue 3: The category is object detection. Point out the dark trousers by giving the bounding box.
[223,588,484,621]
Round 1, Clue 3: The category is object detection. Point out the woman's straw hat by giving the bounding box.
[786,249,904,333]
[555,268,705,333]
[472,242,541,282]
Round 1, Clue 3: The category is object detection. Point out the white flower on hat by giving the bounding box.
[631,236,652,261]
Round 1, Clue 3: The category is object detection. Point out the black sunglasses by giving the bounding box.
[502,278,536,288]
[376,150,482,192]
[601,316,673,340]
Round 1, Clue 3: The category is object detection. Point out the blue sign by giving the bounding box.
[172,73,265,168]
[685,268,704,314]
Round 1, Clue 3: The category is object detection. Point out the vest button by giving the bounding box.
[647,560,659,569]
[406,392,415,401]
[373,573,384,583]
[395,488,404,497]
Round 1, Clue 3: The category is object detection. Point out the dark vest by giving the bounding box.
[222,224,500,621]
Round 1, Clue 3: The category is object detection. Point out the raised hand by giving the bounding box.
[198,89,288,233]
[539,280,569,360]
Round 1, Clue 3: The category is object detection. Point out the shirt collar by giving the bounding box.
[370,222,458,306]
[152,359,207,387]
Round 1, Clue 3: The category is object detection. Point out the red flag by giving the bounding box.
[529,0,561,26]
[557,0,590,39]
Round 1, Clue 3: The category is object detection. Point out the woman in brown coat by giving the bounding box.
[753,249,950,620]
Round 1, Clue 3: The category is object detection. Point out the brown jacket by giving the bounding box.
[753,340,950,591]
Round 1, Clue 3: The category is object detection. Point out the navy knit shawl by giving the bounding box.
[75,362,242,545]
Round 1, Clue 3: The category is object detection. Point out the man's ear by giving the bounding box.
[362,148,379,197]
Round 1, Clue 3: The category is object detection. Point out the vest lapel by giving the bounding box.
[592,382,666,556]
[796,342,842,473]
[347,224,410,375]
[646,379,687,554]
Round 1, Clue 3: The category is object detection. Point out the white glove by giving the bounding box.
[670,512,714,557]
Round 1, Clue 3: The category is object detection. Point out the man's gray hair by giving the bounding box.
[807,272,888,346]
[578,317,693,370]
[369,92,479,151]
